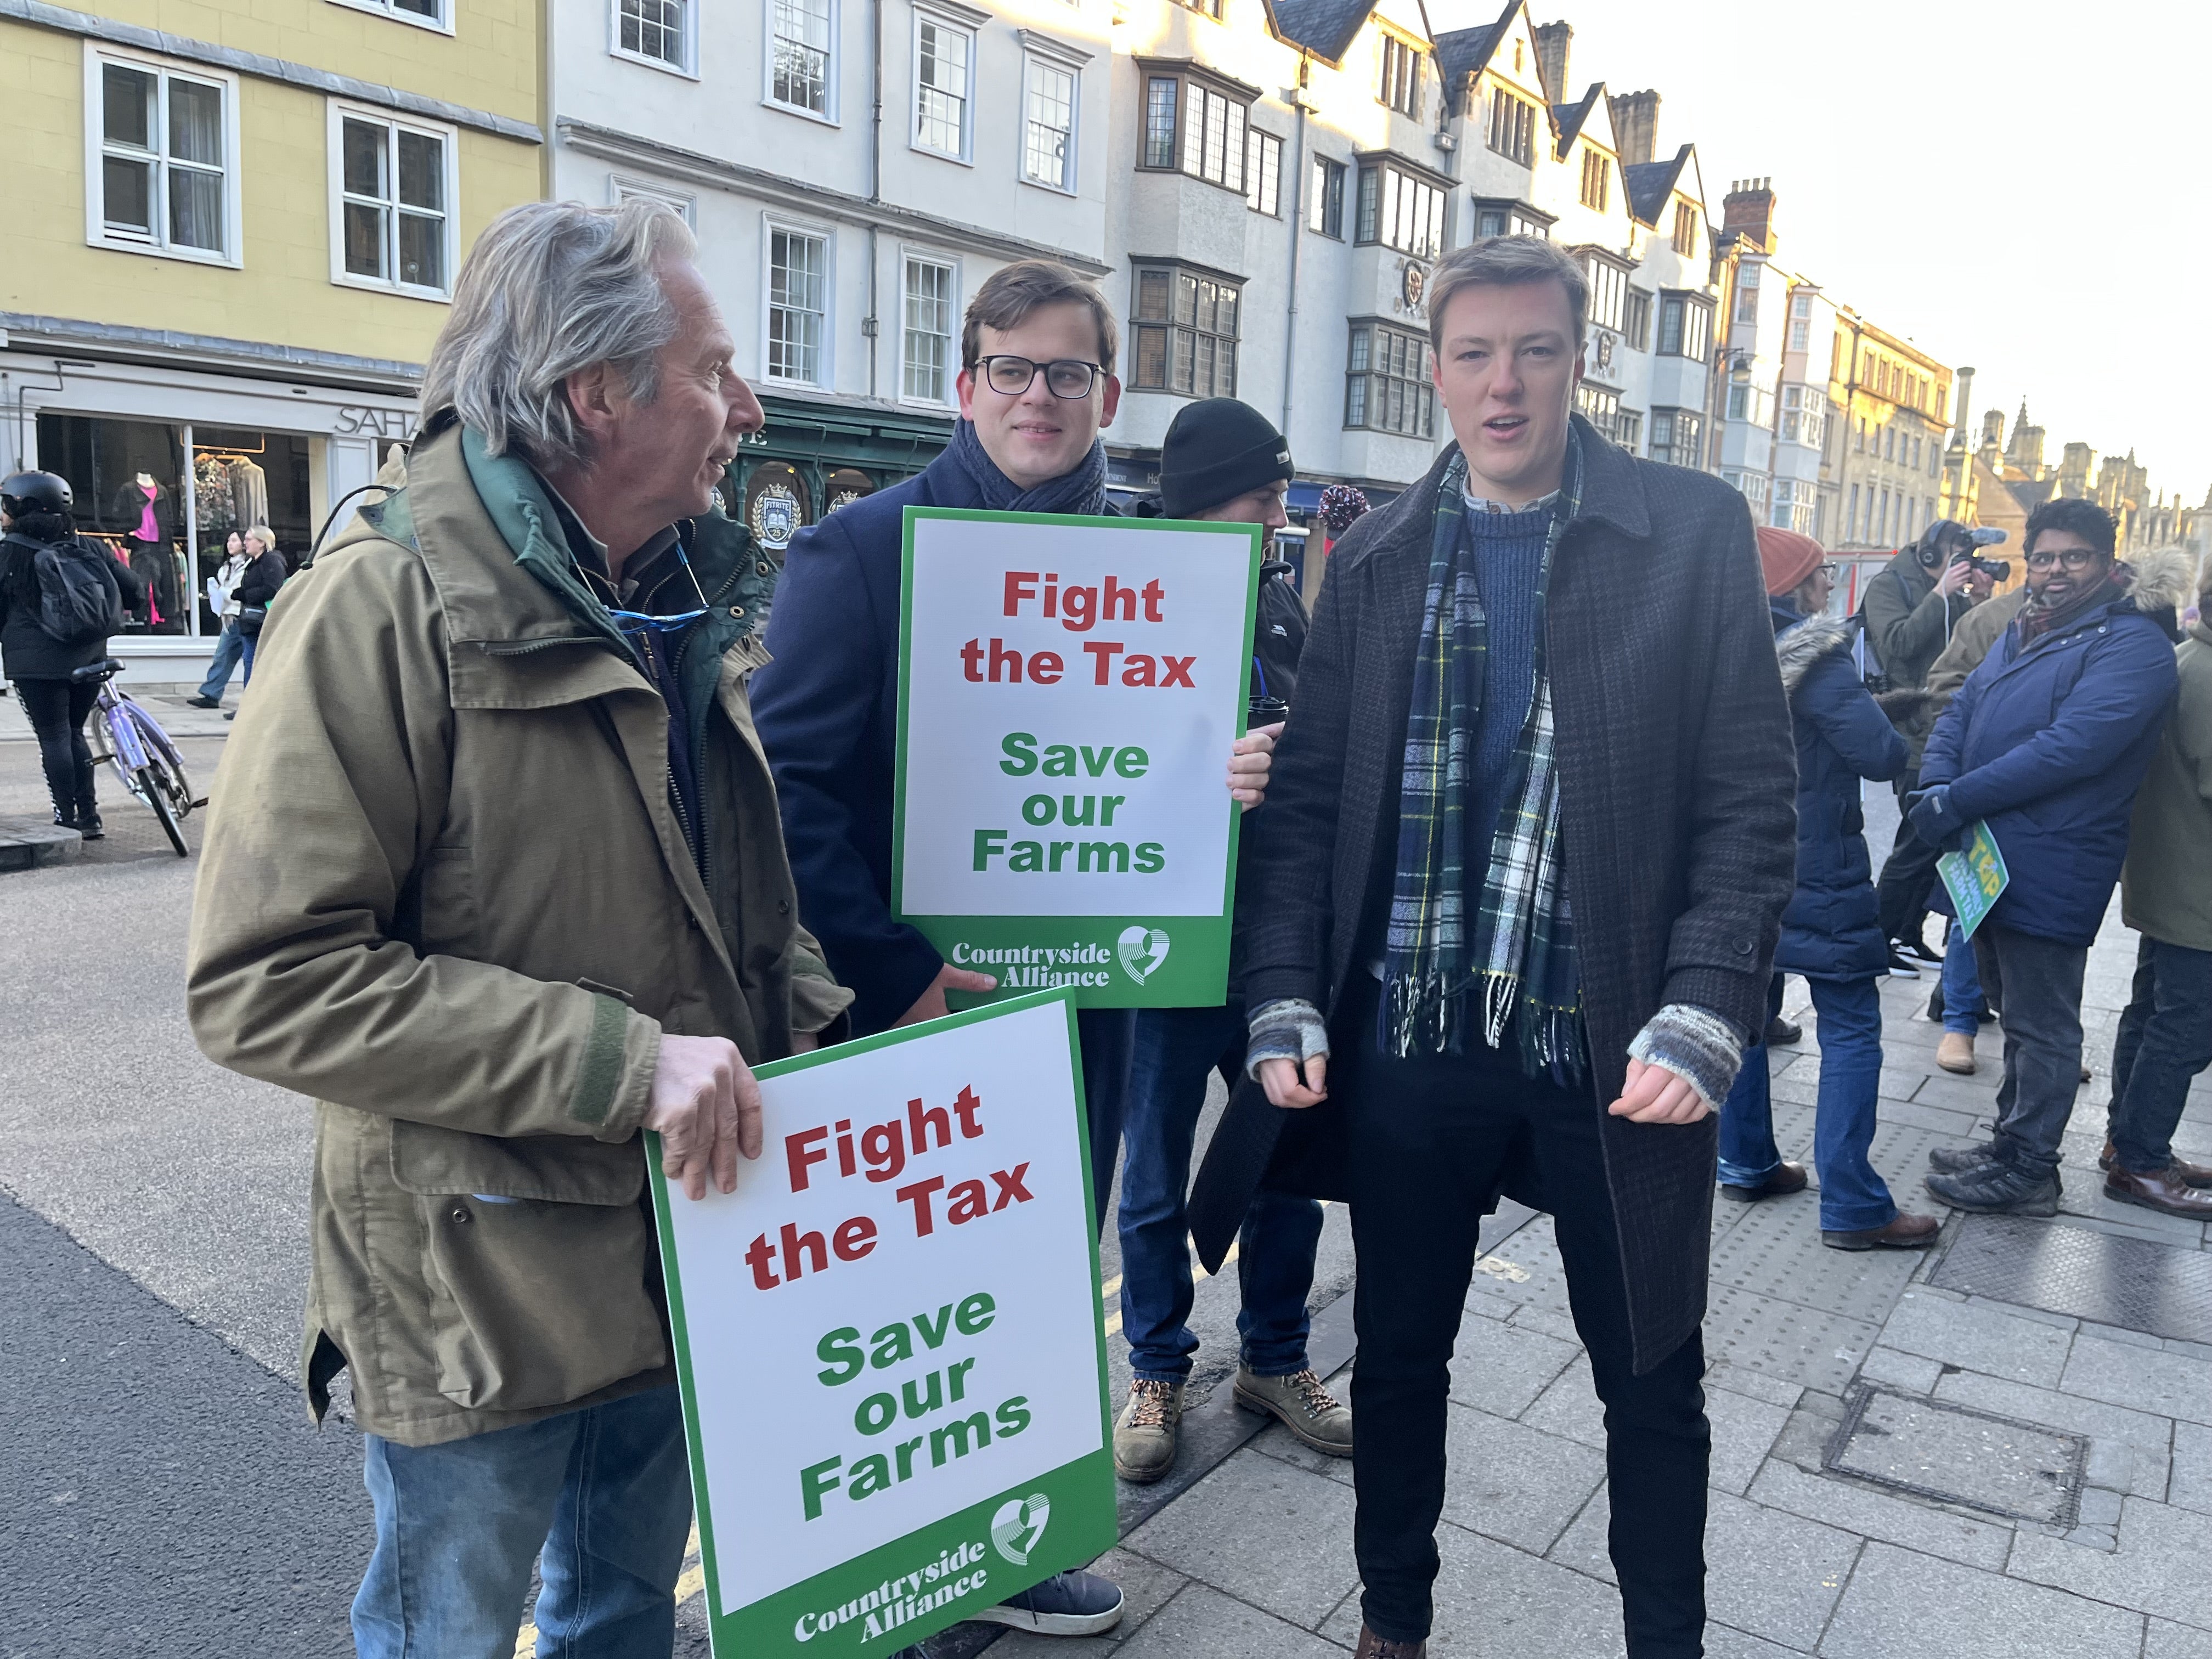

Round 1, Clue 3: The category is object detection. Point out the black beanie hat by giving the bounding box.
[1158,398,1294,518]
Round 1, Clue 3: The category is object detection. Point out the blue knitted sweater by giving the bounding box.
[1462,500,1553,843]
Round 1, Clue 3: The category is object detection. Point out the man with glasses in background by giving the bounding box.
[754,259,1276,1643]
[1915,499,2179,1217]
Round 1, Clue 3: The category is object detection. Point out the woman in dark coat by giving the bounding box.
[1718,527,1938,1249]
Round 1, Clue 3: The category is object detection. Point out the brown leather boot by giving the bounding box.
[2100,1139,2212,1187]
[2105,1163,2212,1217]
[1355,1626,1427,1658]
[1823,1211,1942,1251]
[1720,1161,1808,1203]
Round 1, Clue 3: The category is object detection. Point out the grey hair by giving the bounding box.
[1425,235,1589,353]
[419,199,699,471]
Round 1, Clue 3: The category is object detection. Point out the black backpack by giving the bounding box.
[33,539,125,646]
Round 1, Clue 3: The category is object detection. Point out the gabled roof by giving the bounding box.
[1266,0,1389,66]
[1550,82,1604,159]
[1624,144,1692,226]
[1432,0,1522,114]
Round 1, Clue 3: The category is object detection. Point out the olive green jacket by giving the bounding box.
[2124,619,2212,952]
[187,422,851,1446]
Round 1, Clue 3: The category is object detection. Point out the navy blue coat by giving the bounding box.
[1770,604,1907,981]
[1918,589,2179,947]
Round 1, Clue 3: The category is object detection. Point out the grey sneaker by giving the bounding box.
[1928,1140,2000,1175]
[970,1568,1125,1635]
[1235,1366,1353,1457]
[1926,1160,2061,1217]
[1113,1378,1184,1484]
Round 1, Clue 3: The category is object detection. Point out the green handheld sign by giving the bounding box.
[1936,820,2010,941]
[891,507,1262,1008]
[646,991,1118,1654]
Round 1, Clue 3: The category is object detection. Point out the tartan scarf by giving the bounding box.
[1382,444,1585,1082]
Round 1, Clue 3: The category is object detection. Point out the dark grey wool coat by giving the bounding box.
[1201,415,1797,1374]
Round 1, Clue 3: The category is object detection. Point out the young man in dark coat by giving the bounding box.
[1917,499,2181,1217]
[751,261,1274,1643]
[1236,238,1796,1659]
[1714,527,1938,1251]
[1112,398,1350,1486]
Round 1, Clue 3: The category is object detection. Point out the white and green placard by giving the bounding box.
[647,990,1117,1655]
[1937,819,2010,940]
[893,507,1261,1008]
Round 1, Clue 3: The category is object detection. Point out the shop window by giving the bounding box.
[87,48,239,264]
[330,104,456,298]
[1344,321,1432,438]
[614,0,692,72]
[744,461,811,558]
[825,469,876,513]
[1131,264,1240,399]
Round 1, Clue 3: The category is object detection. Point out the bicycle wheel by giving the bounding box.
[137,764,189,857]
[120,702,196,817]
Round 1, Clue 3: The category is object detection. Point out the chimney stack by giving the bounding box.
[1533,21,1572,101]
[1950,366,1975,447]
[1607,90,1660,167]
[1722,177,1775,252]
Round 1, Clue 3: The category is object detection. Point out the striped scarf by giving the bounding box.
[1382,445,1585,1082]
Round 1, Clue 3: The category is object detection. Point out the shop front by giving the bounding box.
[725,393,954,564]
[2,329,416,684]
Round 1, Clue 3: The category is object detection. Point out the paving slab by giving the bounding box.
[1932,1370,2175,1462]
[1877,1289,2075,1387]
[2062,1333,2212,1427]
[1747,1457,2014,1571]
[2007,1494,2212,1630]
[1705,1384,1793,1497]
[1824,1385,2085,1525]
[1930,1215,2212,1345]
[1436,1403,1607,1554]
[1109,1584,1348,1657]
[2148,1620,2212,1659]
[1317,1520,1630,1656]
[2169,1420,2212,1516]
[1448,1312,1581,1420]
[1520,1353,1605,1449]
[1818,1539,2142,1659]
[1702,1282,1882,1396]
[981,1547,1191,1656]
[1701,1626,1808,1659]
[1707,1200,1923,1326]
[1857,1346,1942,1394]
[1121,1451,1360,1630]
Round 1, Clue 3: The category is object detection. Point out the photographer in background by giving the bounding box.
[1863,518,2000,974]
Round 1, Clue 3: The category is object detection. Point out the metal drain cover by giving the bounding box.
[1931,1214,2212,1344]
[1824,1385,2086,1525]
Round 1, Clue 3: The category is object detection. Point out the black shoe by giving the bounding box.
[1926,1160,2061,1217]
[50,804,78,832]
[1903,935,1944,965]
[1765,1015,1802,1046]
[76,809,104,841]
[185,694,223,709]
[1927,1140,1999,1174]
[1926,986,1945,1023]
[223,709,236,721]
[1884,943,1922,979]
[1722,1161,1809,1202]
[971,1569,1125,1636]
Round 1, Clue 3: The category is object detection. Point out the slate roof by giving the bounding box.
[1434,19,1506,110]
[1550,84,1602,158]
[1624,147,1692,227]
[1266,0,1380,65]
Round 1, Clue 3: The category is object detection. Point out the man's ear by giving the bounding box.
[563,362,623,449]
[1098,374,1122,431]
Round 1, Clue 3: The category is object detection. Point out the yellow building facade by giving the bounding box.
[0,0,543,674]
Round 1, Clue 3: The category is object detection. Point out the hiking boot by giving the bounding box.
[1355,1626,1427,1658]
[1236,1366,1353,1457]
[1937,1031,1977,1075]
[972,1569,1124,1636]
[1926,1159,2061,1217]
[1113,1378,1183,1483]
[1824,1211,1942,1251]
[1928,1140,2000,1174]
[184,695,222,709]
[1722,1161,1808,1202]
[2100,1141,2212,1186]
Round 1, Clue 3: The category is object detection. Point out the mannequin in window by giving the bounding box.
[111,471,182,633]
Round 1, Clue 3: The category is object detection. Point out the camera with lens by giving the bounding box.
[1951,526,2010,583]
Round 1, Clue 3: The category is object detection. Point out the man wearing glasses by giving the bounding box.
[753,259,1274,1642]
[1915,499,2180,1217]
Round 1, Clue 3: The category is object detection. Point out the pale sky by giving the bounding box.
[1476,0,2212,509]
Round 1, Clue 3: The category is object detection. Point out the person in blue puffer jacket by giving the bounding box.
[1915,498,2180,1217]
[1717,527,1941,1250]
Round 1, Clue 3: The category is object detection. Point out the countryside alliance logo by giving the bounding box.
[1115,926,1170,985]
[989,1493,1052,1565]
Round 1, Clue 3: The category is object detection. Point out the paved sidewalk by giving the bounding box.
[978,895,2212,1658]
[0,681,241,744]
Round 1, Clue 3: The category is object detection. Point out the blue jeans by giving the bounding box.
[1117,1001,1322,1381]
[2108,935,2212,1174]
[353,1384,692,1659]
[1941,919,1988,1035]
[196,622,245,699]
[1076,1006,1133,1234]
[1718,974,1897,1233]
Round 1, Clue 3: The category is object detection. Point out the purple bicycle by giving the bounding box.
[72,657,198,857]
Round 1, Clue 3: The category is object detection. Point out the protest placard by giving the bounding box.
[1936,819,2010,940]
[647,990,1117,1655]
[893,507,1261,1008]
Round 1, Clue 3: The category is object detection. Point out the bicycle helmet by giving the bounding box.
[1,471,73,517]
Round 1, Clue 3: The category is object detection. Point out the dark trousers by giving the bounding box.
[2109,935,2212,1174]
[1971,924,2089,1178]
[1337,981,1709,1654]
[1075,1006,1133,1234]
[13,677,99,822]
[1118,1001,1322,1380]
[1876,768,1941,944]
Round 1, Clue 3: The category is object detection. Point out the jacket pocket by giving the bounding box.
[393,1121,665,1414]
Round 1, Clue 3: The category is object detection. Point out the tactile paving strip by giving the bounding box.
[1703,1282,1881,1395]
[1931,1214,2212,1344]
[1824,1383,2085,1525]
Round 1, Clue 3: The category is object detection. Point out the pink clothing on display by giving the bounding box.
[136,483,160,542]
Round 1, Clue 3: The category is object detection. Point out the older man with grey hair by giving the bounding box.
[188,200,853,1657]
